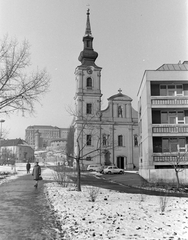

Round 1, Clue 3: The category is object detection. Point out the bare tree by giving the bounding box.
[66,125,74,165]
[0,148,16,165]
[0,36,50,115]
[171,150,188,189]
[66,107,114,191]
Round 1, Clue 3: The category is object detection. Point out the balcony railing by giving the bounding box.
[153,154,188,162]
[152,124,188,133]
[151,97,188,106]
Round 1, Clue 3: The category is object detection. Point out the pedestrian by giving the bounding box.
[26,161,31,174]
[32,161,41,188]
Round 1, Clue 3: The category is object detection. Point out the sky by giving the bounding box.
[0,0,187,140]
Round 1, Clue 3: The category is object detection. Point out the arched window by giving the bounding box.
[86,135,92,146]
[103,134,107,146]
[134,135,138,147]
[86,77,92,88]
[86,103,92,114]
[118,135,123,146]
[118,106,123,117]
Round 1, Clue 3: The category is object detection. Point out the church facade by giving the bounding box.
[74,10,138,169]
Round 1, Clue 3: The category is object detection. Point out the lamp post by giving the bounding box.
[0,119,5,163]
[0,119,5,139]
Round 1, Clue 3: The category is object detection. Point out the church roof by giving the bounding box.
[157,61,188,71]
[108,89,132,101]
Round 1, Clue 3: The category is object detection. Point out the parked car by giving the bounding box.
[87,164,103,172]
[102,166,124,174]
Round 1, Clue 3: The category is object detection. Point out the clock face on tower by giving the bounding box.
[87,68,93,74]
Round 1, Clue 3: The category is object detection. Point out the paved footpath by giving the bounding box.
[0,168,62,240]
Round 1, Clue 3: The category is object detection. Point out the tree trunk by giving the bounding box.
[76,158,81,191]
[175,169,180,189]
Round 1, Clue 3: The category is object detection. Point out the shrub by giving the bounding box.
[159,195,168,213]
[87,186,100,202]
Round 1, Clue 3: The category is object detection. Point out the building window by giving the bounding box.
[160,85,167,96]
[168,85,175,96]
[160,110,185,124]
[86,135,92,146]
[103,134,107,146]
[86,156,91,161]
[86,78,92,88]
[151,84,160,96]
[86,103,92,114]
[134,135,138,147]
[86,40,90,48]
[178,138,186,152]
[162,138,169,152]
[154,137,187,153]
[176,85,183,95]
[118,106,123,117]
[177,111,184,124]
[118,135,123,146]
[184,84,188,95]
[169,138,178,152]
[159,84,183,96]
[169,111,176,124]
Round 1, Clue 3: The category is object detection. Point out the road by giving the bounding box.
[48,165,188,197]
[69,171,188,198]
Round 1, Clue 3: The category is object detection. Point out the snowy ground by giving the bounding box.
[0,165,27,185]
[43,168,188,240]
[0,166,188,239]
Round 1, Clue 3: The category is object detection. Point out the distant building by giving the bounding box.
[49,138,67,152]
[25,125,69,150]
[0,138,34,164]
[137,61,188,183]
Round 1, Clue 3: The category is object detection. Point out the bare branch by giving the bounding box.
[0,36,50,115]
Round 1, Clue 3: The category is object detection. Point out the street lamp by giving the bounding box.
[0,119,5,163]
[0,119,5,139]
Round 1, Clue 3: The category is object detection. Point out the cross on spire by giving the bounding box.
[118,88,122,94]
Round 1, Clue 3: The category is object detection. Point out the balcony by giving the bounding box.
[152,124,188,135]
[151,96,188,107]
[153,153,188,162]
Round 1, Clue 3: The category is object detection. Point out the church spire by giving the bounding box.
[85,9,92,37]
[78,9,98,67]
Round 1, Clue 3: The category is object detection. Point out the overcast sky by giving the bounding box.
[0,0,187,139]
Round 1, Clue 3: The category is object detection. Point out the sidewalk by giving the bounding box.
[0,165,56,186]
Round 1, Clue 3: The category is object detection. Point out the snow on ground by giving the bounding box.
[0,167,187,239]
[0,165,27,185]
[42,168,188,240]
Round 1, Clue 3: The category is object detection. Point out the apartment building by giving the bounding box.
[137,61,188,183]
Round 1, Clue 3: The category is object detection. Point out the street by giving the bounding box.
[67,170,188,198]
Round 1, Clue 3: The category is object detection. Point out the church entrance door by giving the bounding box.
[117,156,126,169]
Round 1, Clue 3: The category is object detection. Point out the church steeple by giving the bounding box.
[85,9,92,37]
[78,9,98,66]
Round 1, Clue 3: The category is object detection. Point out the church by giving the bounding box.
[73,10,138,170]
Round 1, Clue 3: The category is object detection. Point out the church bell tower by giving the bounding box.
[75,9,102,120]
